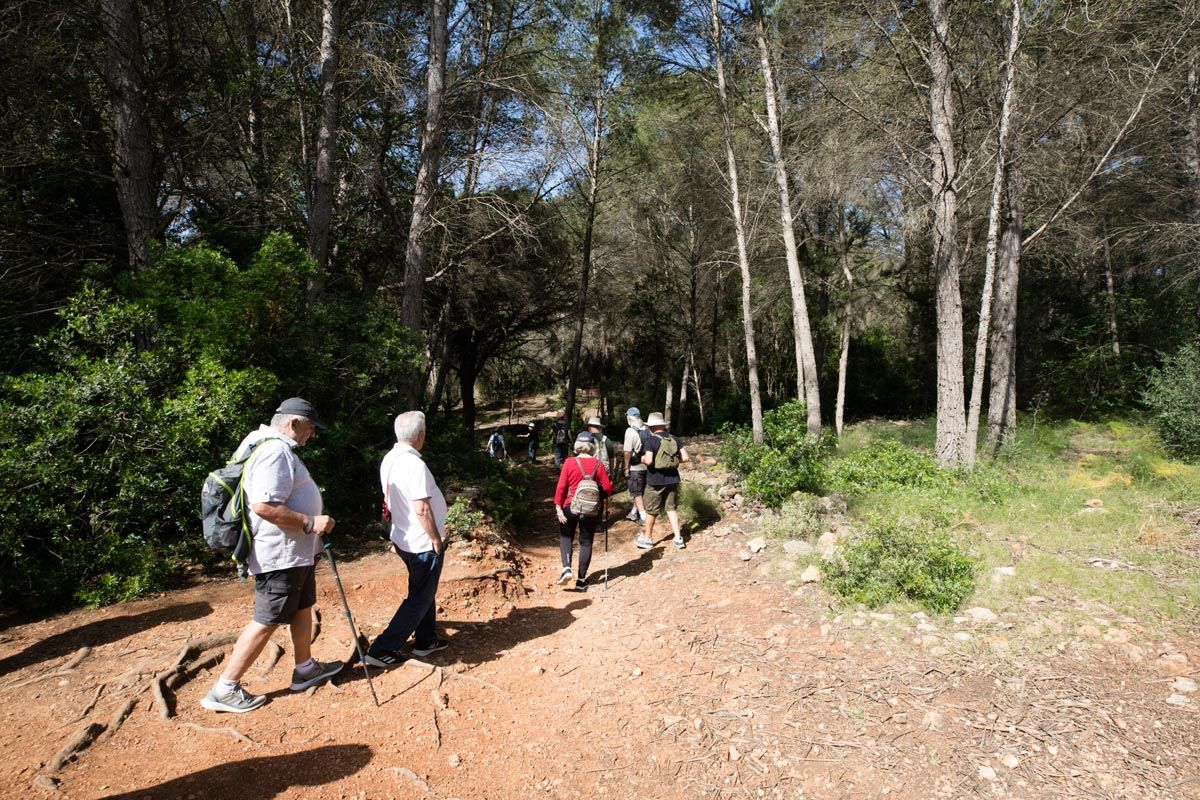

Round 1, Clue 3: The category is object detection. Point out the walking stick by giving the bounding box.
[603,499,609,589]
[322,540,380,707]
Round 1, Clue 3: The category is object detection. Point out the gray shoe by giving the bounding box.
[290,659,344,691]
[201,683,267,713]
[635,535,654,550]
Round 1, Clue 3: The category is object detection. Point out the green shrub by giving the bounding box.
[445,498,486,539]
[679,483,722,529]
[824,522,977,614]
[829,440,952,492]
[1144,342,1200,460]
[720,402,831,507]
[757,495,822,541]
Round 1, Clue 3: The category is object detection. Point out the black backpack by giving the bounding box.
[553,425,569,446]
[200,437,282,563]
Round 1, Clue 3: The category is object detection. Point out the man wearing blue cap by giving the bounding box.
[622,407,649,523]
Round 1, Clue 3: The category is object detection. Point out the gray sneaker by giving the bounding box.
[290,659,344,691]
[635,534,654,550]
[201,683,267,713]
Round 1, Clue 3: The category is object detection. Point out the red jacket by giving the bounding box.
[554,455,614,508]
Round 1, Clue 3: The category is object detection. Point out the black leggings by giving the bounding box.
[560,510,599,579]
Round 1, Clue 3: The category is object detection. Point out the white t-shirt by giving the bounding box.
[624,423,647,471]
[234,425,323,574]
[381,443,447,553]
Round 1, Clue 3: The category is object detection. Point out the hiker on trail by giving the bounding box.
[527,420,540,462]
[554,431,614,592]
[551,416,571,468]
[586,416,614,477]
[622,407,649,523]
[362,410,450,667]
[202,398,343,713]
[635,411,690,551]
[486,429,507,460]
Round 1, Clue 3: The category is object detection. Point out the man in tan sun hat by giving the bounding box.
[585,416,614,477]
[633,412,690,551]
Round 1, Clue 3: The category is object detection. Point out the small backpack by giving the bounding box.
[652,434,680,470]
[199,438,281,563]
[488,433,504,456]
[569,457,604,518]
[553,425,569,446]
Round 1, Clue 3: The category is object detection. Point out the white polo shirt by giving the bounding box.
[234,425,323,574]
[380,442,447,553]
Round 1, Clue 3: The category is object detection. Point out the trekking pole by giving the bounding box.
[603,500,609,589]
[322,540,380,707]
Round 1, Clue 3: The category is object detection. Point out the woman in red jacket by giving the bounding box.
[553,431,614,591]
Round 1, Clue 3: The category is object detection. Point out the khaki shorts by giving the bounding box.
[253,565,317,625]
[643,483,679,516]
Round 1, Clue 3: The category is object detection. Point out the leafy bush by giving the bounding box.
[482,464,536,530]
[824,522,977,614]
[719,401,832,507]
[445,498,486,540]
[757,495,822,541]
[679,483,722,529]
[1144,342,1200,460]
[829,440,952,493]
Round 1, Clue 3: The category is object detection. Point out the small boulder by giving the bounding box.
[800,565,822,584]
[991,566,1016,583]
[783,540,814,557]
[965,607,998,624]
[747,537,767,553]
[1171,677,1198,694]
[1084,498,1105,509]
[1154,652,1191,676]
[1166,694,1192,707]
[817,531,838,547]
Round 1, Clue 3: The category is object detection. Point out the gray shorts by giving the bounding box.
[253,565,317,625]
[627,468,647,497]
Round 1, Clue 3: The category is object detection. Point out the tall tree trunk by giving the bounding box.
[690,350,705,425]
[750,0,821,435]
[401,0,449,336]
[835,207,853,438]
[281,0,312,218]
[986,130,1024,451]
[964,0,1021,467]
[564,82,604,428]
[711,0,764,443]
[1099,217,1122,361]
[928,0,966,467]
[307,0,341,304]
[665,363,675,422]
[1184,49,1200,323]
[102,0,159,271]
[240,0,267,228]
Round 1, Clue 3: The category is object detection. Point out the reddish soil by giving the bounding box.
[2,457,1199,799]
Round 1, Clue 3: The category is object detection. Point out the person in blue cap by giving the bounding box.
[622,407,649,523]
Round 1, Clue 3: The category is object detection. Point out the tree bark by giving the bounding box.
[1099,216,1122,361]
[306,0,341,304]
[102,0,159,271]
[750,0,821,435]
[711,0,764,443]
[401,0,450,335]
[928,0,966,466]
[986,129,1024,451]
[964,0,1021,467]
[1184,49,1200,323]
[835,206,853,438]
[564,80,604,429]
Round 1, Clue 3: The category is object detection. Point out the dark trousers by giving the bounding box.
[560,510,598,579]
[553,444,568,468]
[370,547,443,654]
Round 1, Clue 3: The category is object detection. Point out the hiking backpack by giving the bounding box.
[200,438,281,563]
[488,433,504,456]
[652,434,680,470]
[553,425,569,446]
[569,457,604,518]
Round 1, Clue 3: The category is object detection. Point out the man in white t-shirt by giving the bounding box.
[363,410,450,667]
[622,407,649,523]
[201,397,343,714]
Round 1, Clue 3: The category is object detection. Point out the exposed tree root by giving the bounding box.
[32,775,61,796]
[177,632,238,664]
[8,648,92,691]
[432,709,441,750]
[60,647,91,671]
[444,568,512,582]
[98,697,138,742]
[47,722,105,771]
[311,608,322,643]
[178,721,255,745]
[260,641,285,674]
[151,673,174,719]
[68,684,105,724]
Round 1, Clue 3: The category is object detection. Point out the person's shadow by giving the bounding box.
[0,601,213,677]
[99,744,372,799]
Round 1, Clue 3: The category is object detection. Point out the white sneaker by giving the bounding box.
[556,567,573,585]
[201,683,266,713]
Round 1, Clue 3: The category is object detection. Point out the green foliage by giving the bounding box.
[824,522,978,614]
[829,440,952,492]
[445,498,486,540]
[482,464,536,530]
[679,482,722,529]
[719,402,832,507]
[1144,342,1200,460]
[757,495,822,541]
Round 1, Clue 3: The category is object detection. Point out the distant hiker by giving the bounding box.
[486,430,507,460]
[201,398,343,713]
[363,411,450,667]
[527,420,540,462]
[635,411,690,551]
[586,416,614,476]
[622,407,649,523]
[554,431,614,591]
[551,416,571,468]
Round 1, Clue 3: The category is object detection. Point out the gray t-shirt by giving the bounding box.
[624,424,647,471]
[235,425,323,574]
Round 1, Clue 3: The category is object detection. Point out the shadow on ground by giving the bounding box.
[0,601,213,677]
[99,744,373,799]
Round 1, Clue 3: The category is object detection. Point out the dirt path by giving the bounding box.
[2,458,1199,799]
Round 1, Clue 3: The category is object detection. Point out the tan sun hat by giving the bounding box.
[586,416,604,429]
[645,412,668,428]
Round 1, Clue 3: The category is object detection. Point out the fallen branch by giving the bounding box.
[444,568,512,582]
[47,722,105,772]
[178,721,255,745]
[68,684,105,724]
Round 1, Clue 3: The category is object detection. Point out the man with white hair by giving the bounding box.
[363,410,449,666]
[622,407,649,523]
[201,397,343,713]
